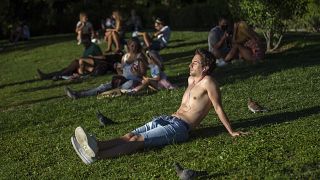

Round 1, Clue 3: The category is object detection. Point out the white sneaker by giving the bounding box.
[91,38,97,43]
[77,40,81,45]
[71,136,96,165]
[120,89,137,95]
[75,126,98,158]
[132,31,139,37]
[216,58,227,67]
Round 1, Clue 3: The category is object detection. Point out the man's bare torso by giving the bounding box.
[173,75,218,129]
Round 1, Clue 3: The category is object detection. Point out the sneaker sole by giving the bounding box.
[71,136,91,165]
[75,127,96,157]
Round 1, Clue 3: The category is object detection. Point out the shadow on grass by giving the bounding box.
[0,78,42,89]
[211,41,320,86]
[281,32,320,45]
[162,49,197,63]
[1,95,65,110]
[164,33,320,87]
[0,34,74,55]
[169,39,185,43]
[168,72,189,88]
[18,80,83,93]
[167,40,207,49]
[190,106,320,139]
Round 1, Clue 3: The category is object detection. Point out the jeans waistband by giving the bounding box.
[172,117,190,131]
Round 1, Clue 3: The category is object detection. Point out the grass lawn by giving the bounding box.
[0,31,319,179]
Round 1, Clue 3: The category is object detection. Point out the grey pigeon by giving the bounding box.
[248,98,268,113]
[174,162,208,180]
[96,110,117,126]
[64,87,79,99]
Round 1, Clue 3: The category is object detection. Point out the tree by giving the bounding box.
[304,0,320,32]
[229,0,308,52]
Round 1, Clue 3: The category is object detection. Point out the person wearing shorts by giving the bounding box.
[227,21,266,63]
[131,115,190,147]
[70,48,248,165]
[136,17,170,51]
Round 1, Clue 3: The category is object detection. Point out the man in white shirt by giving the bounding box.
[136,17,171,51]
[75,12,94,45]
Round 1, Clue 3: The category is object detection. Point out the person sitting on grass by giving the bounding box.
[208,18,265,66]
[104,10,124,53]
[65,38,147,99]
[134,17,170,51]
[123,51,175,94]
[227,20,266,63]
[70,48,248,164]
[208,17,232,67]
[75,12,94,45]
[37,34,105,80]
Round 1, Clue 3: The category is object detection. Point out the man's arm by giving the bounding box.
[88,55,106,60]
[212,32,228,50]
[205,77,246,137]
[76,22,84,32]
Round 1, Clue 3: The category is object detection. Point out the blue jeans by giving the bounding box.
[150,40,166,51]
[78,83,112,97]
[132,115,190,148]
[78,80,135,97]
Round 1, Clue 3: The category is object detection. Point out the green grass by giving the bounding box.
[0,31,319,179]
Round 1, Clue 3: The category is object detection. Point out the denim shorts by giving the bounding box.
[150,40,166,51]
[132,115,190,148]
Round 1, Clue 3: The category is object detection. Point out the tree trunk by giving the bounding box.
[263,30,271,52]
[269,35,283,52]
[263,29,283,52]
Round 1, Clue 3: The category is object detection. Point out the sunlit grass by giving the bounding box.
[0,32,319,179]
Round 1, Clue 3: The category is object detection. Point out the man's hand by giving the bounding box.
[222,32,229,40]
[142,76,150,81]
[230,131,249,137]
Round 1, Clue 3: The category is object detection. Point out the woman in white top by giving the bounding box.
[127,51,175,94]
[65,39,148,99]
[104,10,124,53]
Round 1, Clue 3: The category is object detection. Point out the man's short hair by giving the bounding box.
[79,12,87,17]
[154,17,165,25]
[218,16,228,23]
[195,48,216,74]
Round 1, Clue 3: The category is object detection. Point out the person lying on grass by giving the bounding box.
[37,34,124,80]
[122,50,176,94]
[70,48,248,164]
[65,38,147,99]
[37,34,108,80]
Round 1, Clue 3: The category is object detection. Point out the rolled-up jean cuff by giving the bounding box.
[131,115,190,148]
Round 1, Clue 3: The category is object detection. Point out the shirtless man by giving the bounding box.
[71,49,247,165]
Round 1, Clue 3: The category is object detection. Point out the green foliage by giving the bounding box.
[169,2,231,29]
[0,31,320,178]
[0,0,231,38]
[229,0,308,51]
[298,0,320,31]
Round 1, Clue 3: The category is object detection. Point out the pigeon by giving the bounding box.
[174,162,208,180]
[96,110,117,126]
[248,98,268,113]
[64,87,79,99]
